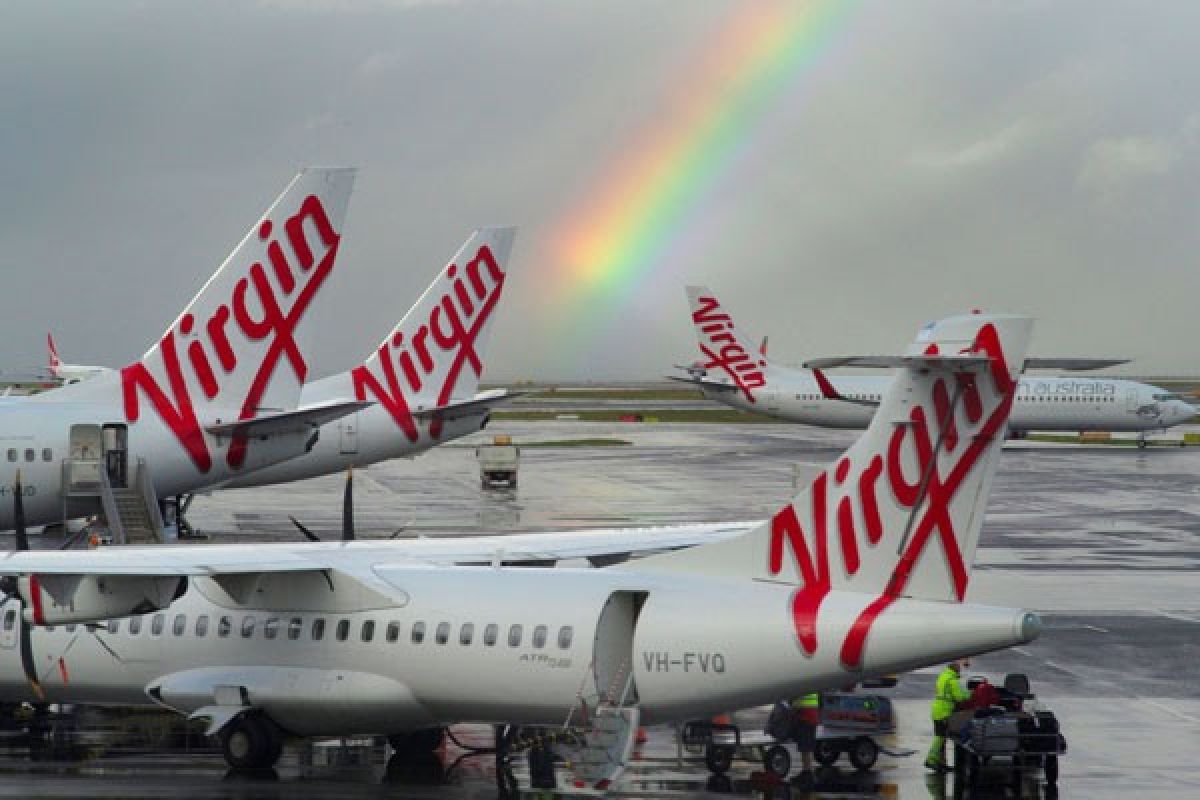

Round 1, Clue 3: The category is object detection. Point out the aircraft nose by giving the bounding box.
[1178,401,1198,423]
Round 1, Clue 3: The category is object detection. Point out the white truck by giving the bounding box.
[476,435,520,489]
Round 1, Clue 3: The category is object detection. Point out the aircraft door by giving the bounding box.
[339,414,359,455]
[102,424,128,488]
[0,600,19,650]
[68,424,102,489]
[1126,388,1140,413]
[593,591,646,706]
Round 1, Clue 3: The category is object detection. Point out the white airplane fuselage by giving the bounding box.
[0,552,1033,735]
[701,371,1195,433]
[0,384,320,531]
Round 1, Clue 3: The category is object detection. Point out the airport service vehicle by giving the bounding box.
[0,312,1040,789]
[685,692,894,779]
[476,435,519,489]
[222,226,518,489]
[45,334,114,386]
[673,286,1196,440]
[0,168,365,534]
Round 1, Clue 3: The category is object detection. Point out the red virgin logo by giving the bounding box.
[121,194,340,472]
[691,295,765,403]
[768,324,1016,670]
[350,245,505,441]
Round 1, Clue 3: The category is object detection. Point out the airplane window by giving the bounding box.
[483,623,498,647]
[23,449,33,462]
[361,620,375,642]
[172,614,186,636]
[508,624,523,647]
[1,611,13,631]
[195,616,208,637]
[218,616,232,637]
[435,622,450,645]
[45,625,54,633]
[41,449,52,462]
[66,623,77,633]
[152,613,165,636]
[107,619,119,634]
[288,618,302,640]
[460,623,474,645]
[558,626,573,649]
[6,450,14,462]
[411,621,426,644]
[386,621,400,643]
[312,619,325,641]
[128,617,141,635]
[264,618,280,640]
[336,619,350,641]
[241,616,256,638]
[533,625,547,649]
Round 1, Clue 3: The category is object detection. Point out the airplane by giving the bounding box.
[45,334,114,386]
[0,311,1042,788]
[0,167,367,533]
[219,226,518,492]
[673,286,1196,444]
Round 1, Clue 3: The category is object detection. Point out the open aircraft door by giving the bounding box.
[0,600,19,650]
[593,591,647,706]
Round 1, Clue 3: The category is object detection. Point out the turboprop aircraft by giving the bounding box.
[0,312,1041,790]
[0,168,366,534]
[673,286,1196,443]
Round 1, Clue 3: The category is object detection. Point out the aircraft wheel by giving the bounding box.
[221,714,281,769]
[847,736,877,771]
[764,744,791,777]
[705,744,734,774]
[813,739,841,766]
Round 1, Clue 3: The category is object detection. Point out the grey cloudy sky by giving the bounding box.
[2,1,1199,382]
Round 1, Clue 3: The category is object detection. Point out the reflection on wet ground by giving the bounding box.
[5,421,1198,797]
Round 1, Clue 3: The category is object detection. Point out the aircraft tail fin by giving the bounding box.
[47,333,61,377]
[346,227,516,440]
[636,313,1032,666]
[684,286,774,404]
[51,168,358,473]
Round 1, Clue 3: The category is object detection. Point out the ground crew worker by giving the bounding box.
[791,692,820,775]
[925,659,970,772]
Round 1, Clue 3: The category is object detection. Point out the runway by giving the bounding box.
[9,420,1200,798]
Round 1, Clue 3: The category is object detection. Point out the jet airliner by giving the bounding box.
[674,286,1195,442]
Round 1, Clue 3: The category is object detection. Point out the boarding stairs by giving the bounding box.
[62,456,166,544]
[559,659,641,789]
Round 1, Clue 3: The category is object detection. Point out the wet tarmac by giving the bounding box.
[10,421,1200,798]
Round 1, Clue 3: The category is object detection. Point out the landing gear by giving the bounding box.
[494,724,519,798]
[387,726,444,755]
[220,713,282,769]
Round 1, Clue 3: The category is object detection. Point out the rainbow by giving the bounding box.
[536,0,862,358]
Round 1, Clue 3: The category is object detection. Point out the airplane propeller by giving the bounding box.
[0,471,45,700]
[289,466,407,543]
[289,466,362,543]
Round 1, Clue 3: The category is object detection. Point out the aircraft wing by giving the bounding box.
[204,400,372,437]
[410,388,519,421]
[1023,357,1129,371]
[666,374,740,392]
[804,354,993,370]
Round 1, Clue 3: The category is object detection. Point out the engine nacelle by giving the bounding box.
[19,574,187,625]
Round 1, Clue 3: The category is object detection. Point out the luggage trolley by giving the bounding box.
[683,692,896,780]
[951,674,1067,791]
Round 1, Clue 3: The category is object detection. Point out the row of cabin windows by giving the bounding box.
[5,448,52,463]
[23,613,574,651]
[1018,395,1115,403]
[795,394,881,402]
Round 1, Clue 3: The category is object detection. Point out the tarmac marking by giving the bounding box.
[1136,696,1200,724]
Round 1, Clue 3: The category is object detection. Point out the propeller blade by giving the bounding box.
[13,470,28,552]
[342,466,355,542]
[288,516,322,543]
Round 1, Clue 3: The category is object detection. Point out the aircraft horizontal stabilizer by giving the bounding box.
[204,400,372,437]
[1023,357,1129,371]
[410,388,518,421]
[665,374,740,391]
[803,354,993,370]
